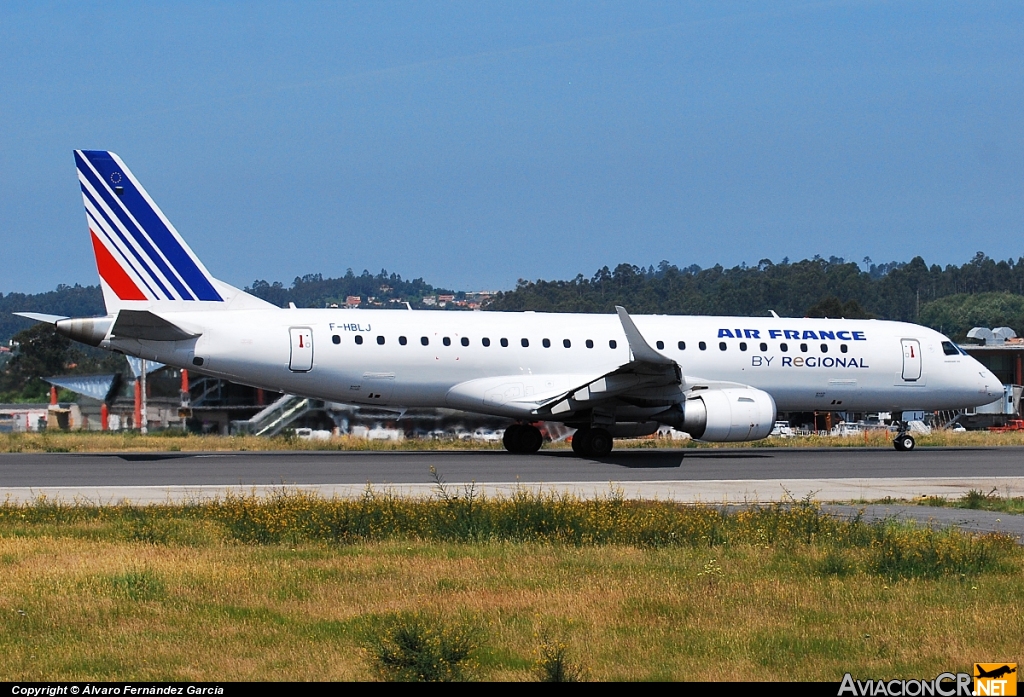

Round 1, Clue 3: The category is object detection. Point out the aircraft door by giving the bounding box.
[289,327,313,372]
[360,372,395,403]
[901,339,922,381]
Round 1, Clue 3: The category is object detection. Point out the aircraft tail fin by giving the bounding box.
[75,150,272,314]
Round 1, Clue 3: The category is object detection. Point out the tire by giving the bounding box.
[502,425,524,453]
[892,435,915,452]
[587,428,614,458]
[519,425,544,453]
[571,427,589,454]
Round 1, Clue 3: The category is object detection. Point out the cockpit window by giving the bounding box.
[941,341,960,356]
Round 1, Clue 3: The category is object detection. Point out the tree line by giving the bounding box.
[3,251,1024,365]
[486,253,1024,340]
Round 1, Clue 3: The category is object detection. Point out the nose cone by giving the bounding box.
[978,367,1003,400]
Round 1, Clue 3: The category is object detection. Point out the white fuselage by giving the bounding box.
[109,309,1003,421]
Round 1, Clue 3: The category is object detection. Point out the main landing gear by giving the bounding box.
[570,427,614,458]
[892,422,915,451]
[502,424,543,454]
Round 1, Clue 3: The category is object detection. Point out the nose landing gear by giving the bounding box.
[892,422,916,451]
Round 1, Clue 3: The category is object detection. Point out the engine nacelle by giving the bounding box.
[55,316,113,347]
[655,387,777,442]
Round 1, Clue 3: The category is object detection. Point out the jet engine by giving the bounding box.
[654,387,776,442]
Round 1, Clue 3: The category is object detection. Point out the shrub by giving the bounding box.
[535,640,584,682]
[365,613,478,682]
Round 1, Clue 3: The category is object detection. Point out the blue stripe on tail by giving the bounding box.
[77,151,222,302]
[81,186,169,300]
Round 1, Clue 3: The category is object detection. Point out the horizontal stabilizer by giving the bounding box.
[13,312,69,325]
[110,310,199,341]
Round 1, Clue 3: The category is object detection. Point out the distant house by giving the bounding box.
[422,296,437,306]
[345,296,361,307]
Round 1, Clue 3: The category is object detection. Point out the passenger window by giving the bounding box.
[521,338,529,347]
[355,335,363,345]
[609,340,617,349]
[563,339,571,348]
[501,338,509,347]
[461,337,469,347]
[739,342,747,351]
[332,335,341,345]
[420,336,429,346]
[699,341,707,351]
[840,344,848,354]
[759,342,767,352]
[678,341,686,350]
[399,336,407,346]
[800,343,807,353]
[377,336,385,345]
[780,343,788,352]
[719,342,727,351]
[542,338,551,348]
[482,337,491,347]
[443,337,451,346]
[586,339,594,349]
[656,340,664,350]
[820,343,827,353]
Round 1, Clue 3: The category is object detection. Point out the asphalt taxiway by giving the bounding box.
[0,445,1020,500]
[2,446,1021,539]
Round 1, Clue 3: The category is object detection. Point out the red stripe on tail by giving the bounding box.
[90,230,147,301]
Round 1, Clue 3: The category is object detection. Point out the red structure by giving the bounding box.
[134,377,142,430]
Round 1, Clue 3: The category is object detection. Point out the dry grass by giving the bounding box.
[4,428,1024,454]
[1,537,1020,681]
[0,493,1020,681]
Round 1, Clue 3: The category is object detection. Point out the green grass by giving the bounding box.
[0,492,1020,680]
[917,490,1024,515]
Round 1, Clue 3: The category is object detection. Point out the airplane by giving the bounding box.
[16,150,1004,457]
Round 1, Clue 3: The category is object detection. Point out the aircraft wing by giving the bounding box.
[531,306,682,416]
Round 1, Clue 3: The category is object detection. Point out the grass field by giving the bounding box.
[919,489,1024,516]
[4,428,1024,453]
[0,492,1020,681]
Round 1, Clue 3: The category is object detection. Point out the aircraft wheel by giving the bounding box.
[502,425,524,453]
[504,424,543,453]
[576,427,614,458]
[519,425,544,453]
[893,435,915,452]
[571,427,590,454]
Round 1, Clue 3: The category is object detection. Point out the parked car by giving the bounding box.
[471,428,504,442]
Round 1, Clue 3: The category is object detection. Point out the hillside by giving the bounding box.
[4,253,1024,345]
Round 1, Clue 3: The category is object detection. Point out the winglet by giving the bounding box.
[615,306,674,365]
[13,312,69,325]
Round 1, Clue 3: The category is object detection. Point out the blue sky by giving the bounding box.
[2,1,1022,294]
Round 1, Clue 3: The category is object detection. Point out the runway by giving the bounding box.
[0,446,1021,501]
[2,446,1021,540]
